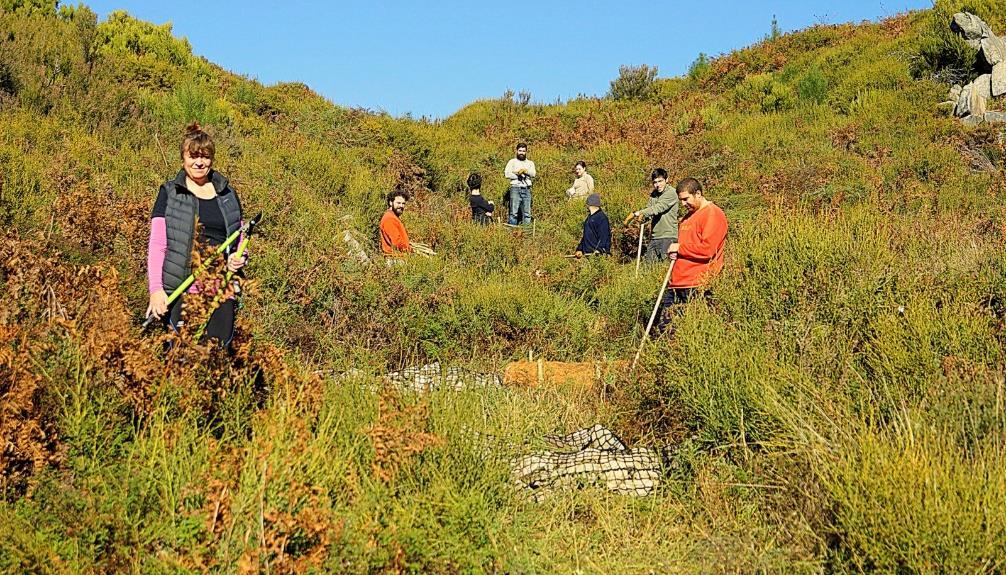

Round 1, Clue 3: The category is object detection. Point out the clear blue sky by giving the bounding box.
[84,0,933,119]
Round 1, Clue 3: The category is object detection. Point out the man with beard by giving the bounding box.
[504,142,537,225]
[380,189,413,257]
[657,177,728,332]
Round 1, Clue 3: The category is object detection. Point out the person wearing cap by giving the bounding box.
[657,177,728,331]
[565,161,595,199]
[574,193,611,257]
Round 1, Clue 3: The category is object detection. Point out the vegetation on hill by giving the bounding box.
[3,0,1006,572]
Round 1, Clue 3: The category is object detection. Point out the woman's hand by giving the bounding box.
[227,253,247,273]
[147,289,168,319]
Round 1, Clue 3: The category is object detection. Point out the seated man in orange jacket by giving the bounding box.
[380,189,413,258]
[657,177,728,332]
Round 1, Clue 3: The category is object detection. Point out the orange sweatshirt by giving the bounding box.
[671,202,728,288]
[380,210,411,255]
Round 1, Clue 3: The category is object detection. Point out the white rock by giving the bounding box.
[974,73,993,98]
[952,12,992,41]
[993,63,1006,97]
[956,84,973,117]
[949,84,963,101]
[982,36,1006,66]
[972,83,989,116]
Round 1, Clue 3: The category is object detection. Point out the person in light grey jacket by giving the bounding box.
[504,142,536,225]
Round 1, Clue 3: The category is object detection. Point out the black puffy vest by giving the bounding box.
[161,170,243,295]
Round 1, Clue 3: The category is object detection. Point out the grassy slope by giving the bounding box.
[3,1,1006,572]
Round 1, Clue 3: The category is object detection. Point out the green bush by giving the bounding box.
[796,64,828,104]
[608,64,658,101]
[732,73,796,113]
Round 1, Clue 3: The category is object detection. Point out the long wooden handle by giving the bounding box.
[634,222,645,278]
[631,259,675,372]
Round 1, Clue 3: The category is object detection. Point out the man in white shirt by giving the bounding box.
[504,142,537,225]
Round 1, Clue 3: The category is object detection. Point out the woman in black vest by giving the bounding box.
[145,122,246,347]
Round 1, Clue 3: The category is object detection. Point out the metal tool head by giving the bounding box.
[244,212,263,234]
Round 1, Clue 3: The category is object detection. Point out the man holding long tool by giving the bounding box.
[632,177,727,370]
[625,168,679,263]
[657,177,728,330]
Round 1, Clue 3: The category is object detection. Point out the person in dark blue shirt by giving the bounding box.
[575,193,611,257]
[467,172,494,225]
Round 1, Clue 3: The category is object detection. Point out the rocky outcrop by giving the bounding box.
[942,13,1006,124]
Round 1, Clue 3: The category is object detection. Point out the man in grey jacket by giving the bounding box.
[504,142,537,225]
[627,168,679,262]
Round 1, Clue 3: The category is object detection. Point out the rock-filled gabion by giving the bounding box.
[511,424,666,500]
[349,364,669,498]
[383,361,503,392]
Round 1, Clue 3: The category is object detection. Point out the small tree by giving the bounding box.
[768,15,781,41]
[608,64,658,101]
[688,53,711,82]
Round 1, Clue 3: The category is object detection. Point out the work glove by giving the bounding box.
[623,212,638,226]
[574,250,583,259]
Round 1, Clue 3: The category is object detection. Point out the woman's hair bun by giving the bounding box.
[184,121,203,137]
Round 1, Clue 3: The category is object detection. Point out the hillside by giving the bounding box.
[3,0,1006,572]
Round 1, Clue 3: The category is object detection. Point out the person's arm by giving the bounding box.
[227,192,248,272]
[638,187,678,218]
[394,218,412,252]
[579,216,601,253]
[478,195,494,215]
[146,185,169,317]
[525,161,536,179]
[147,217,167,293]
[596,214,611,253]
[586,174,595,194]
[504,159,519,181]
[677,209,728,261]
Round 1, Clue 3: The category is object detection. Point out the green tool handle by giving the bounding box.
[141,227,242,329]
[224,234,251,283]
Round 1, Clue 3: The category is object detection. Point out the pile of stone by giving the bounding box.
[944,12,1006,124]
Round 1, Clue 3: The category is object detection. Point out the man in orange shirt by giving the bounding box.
[380,189,412,258]
[657,177,728,332]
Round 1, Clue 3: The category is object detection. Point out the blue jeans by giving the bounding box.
[507,186,532,225]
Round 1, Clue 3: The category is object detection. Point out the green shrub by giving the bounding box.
[608,64,658,101]
[912,6,979,83]
[732,73,796,113]
[796,64,828,104]
[687,53,711,82]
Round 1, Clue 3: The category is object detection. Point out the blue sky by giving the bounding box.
[84,0,933,119]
